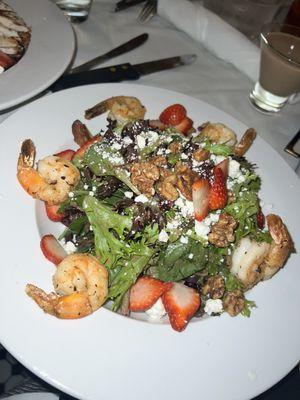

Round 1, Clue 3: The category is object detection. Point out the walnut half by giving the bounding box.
[130,161,160,197]
[223,290,245,317]
[208,213,238,248]
[202,276,225,299]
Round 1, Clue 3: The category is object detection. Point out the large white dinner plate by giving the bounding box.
[0,0,74,111]
[0,83,299,400]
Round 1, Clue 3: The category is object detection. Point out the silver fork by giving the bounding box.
[137,0,157,23]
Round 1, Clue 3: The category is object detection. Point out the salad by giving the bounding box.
[17,96,293,332]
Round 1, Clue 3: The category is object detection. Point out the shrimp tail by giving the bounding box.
[26,284,57,316]
[17,139,35,171]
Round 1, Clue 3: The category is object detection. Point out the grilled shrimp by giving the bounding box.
[85,96,146,123]
[17,139,80,205]
[26,254,108,319]
[234,128,257,157]
[200,122,237,147]
[230,214,293,289]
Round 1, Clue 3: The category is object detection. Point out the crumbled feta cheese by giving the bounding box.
[188,253,194,259]
[204,299,223,315]
[111,142,122,150]
[175,195,194,217]
[89,191,94,196]
[136,135,146,149]
[181,153,188,160]
[83,184,89,190]
[194,212,220,241]
[124,191,134,199]
[228,159,240,179]
[68,191,74,198]
[180,236,188,244]
[211,155,226,164]
[123,136,133,146]
[60,240,76,255]
[145,298,167,322]
[134,194,149,203]
[158,230,169,242]
[166,218,181,230]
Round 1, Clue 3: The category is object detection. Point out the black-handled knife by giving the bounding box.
[70,33,149,74]
[50,54,197,92]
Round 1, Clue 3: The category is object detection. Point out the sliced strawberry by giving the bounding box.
[129,276,173,312]
[54,149,75,161]
[174,117,193,136]
[45,203,64,222]
[40,234,67,265]
[257,210,265,229]
[215,158,229,180]
[0,50,14,69]
[162,283,200,332]
[209,167,227,211]
[159,104,187,126]
[192,179,210,222]
[73,135,102,159]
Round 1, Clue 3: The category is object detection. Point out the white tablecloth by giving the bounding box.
[1,0,299,173]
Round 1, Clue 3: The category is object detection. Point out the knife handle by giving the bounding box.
[50,63,140,92]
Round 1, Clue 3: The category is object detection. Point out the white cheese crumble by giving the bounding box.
[123,136,133,146]
[158,230,169,242]
[68,191,74,198]
[145,298,167,322]
[134,194,149,203]
[204,299,223,315]
[211,155,226,164]
[60,240,76,255]
[228,159,241,179]
[194,212,220,241]
[180,236,188,244]
[124,191,134,199]
[111,142,122,150]
[175,195,194,218]
[136,135,146,149]
[188,253,194,259]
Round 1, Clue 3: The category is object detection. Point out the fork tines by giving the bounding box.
[115,0,146,12]
[137,0,157,23]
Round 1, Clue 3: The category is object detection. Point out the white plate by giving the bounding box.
[7,394,58,400]
[0,0,74,111]
[0,83,299,400]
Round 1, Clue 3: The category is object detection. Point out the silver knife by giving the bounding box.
[51,54,197,92]
[69,33,149,74]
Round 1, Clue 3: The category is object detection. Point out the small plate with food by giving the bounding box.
[0,83,299,400]
[0,0,74,111]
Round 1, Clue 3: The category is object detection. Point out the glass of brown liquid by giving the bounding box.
[249,22,300,113]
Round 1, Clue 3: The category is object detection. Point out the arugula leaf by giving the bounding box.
[241,299,256,317]
[153,239,208,281]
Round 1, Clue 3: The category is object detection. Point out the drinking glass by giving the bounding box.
[53,0,93,22]
[249,22,300,113]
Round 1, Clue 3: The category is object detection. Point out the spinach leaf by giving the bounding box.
[153,239,208,282]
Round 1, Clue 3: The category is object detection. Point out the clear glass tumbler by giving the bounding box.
[53,0,93,22]
[249,23,300,113]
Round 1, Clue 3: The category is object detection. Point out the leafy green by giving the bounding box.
[84,141,140,194]
[202,140,234,156]
[241,299,256,317]
[153,239,208,282]
[83,196,159,310]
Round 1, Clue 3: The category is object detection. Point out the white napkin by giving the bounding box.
[158,0,260,82]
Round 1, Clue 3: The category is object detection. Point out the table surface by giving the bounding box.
[0,0,299,399]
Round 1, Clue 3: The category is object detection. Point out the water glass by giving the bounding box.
[249,23,300,113]
[53,0,93,22]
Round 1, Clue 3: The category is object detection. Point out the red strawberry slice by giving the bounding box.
[209,167,227,210]
[162,283,200,332]
[73,135,102,159]
[0,50,14,69]
[54,149,75,161]
[215,158,229,180]
[129,276,173,312]
[174,117,193,136]
[159,104,187,126]
[45,203,64,222]
[257,210,265,229]
[192,179,210,222]
[40,234,67,265]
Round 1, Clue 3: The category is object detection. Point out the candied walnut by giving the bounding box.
[208,213,238,247]
[202,276,225,299]
[175,162,199,201]
[151,156,167,167]
[168,141,181,154]
[193,148,210,162]
[130,161,160,197]
[156,169,179,201]
[223,290,245,317]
